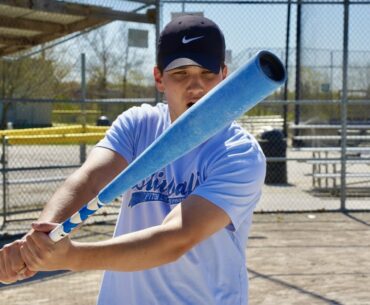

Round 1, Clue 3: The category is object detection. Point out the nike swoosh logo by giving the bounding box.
[182,35,204,44]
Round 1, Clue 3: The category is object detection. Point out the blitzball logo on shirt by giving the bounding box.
[129,171,201,207]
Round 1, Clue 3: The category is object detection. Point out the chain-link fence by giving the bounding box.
[0,0,370,302]
[160,0,370,211]
[0,4,158,232]
[0,0,370,232]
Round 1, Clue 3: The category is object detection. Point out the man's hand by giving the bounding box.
[0,239,36,284]
[19,222,76,272]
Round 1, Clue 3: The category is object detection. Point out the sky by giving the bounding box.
[42,1,370,90]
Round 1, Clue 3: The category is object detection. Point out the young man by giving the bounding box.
[0,15,266,305]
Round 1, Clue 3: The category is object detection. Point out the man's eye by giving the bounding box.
[202,71,216,78]
[171,71,187,79]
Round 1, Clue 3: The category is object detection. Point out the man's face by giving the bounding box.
[154,65,228,122]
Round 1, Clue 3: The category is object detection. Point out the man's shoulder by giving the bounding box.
[214,122,258,147]
[201,122,264,161]
[128,102,168,117]
[117,103,169,126]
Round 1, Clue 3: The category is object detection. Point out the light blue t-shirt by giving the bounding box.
[96,103,266,305]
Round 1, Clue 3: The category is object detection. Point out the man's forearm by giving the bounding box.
[20,195,230,274]
[37,170,98,223]
[37,147,128,224]
[69,223,190,272]
[1,147,127,284]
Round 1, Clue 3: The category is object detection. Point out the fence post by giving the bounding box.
[283,0,292,137]
[340,0,350,211]
[155,0,162,105]
[1,136,8,229]
[293,0,302,148]
[80,53,87,164]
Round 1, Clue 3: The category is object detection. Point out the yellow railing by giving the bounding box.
[0,125,109,145]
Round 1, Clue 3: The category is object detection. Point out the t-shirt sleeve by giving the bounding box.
[96,107,139,164]
[192,137,266,232]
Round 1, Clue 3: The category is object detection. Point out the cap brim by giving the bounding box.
[163,54,221,73]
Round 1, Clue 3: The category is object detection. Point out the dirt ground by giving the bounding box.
[1,212,369,305]
[248,212,370,305]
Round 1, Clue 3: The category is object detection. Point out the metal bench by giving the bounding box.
[293,147,370,190]
[306,159,370,189]
[290,124,370,147]
[238,115,284,136]
[5,176,68,185]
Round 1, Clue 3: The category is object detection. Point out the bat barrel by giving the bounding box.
[98,50,286,204]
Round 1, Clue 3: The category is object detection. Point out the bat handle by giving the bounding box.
[48,197,105,242]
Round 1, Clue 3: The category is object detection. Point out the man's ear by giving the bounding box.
[153,66,165,92]
[222,65,228,80]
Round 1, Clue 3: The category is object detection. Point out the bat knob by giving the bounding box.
[49,224,67,242]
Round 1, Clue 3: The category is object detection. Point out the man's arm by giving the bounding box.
[37,147,128,223]
[19,195,230,272]
[0,147,128,283]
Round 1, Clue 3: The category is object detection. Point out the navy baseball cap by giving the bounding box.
[157,15,225,73]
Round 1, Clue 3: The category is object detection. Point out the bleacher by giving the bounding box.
[237,115,284,136]
[291,122,370,196]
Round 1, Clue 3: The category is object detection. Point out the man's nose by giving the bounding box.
[187,76,204,95]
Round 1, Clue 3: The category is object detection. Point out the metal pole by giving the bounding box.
[283,0,291,137]
[1,136,8,229]
[155,0,162,104]
[123,41,130,98]
[293,0,302,147]
[80,53,87,164]
[340,0,349,210]
[330,51,334,100]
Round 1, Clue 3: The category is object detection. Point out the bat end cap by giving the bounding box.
[258,51,286,83]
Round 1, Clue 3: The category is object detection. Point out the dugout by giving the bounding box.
[5,102,52,128]
[0,1,155,57]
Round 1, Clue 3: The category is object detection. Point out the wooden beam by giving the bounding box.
[0,0,157,56]
[126,0,156,5]
[0,0,155,24]
[0,18,109,56]
[0,14,108,36]
[0,36,33,46]
[0,15,65,33]
[29,18,110,45]
[0,45,25,56]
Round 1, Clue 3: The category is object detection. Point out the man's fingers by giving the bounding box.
[0,251,12,283]
[32,222,58,233]
[28,224,58,252]
[16,265,27,274]
[0,237,39,284]
[16,265,32,281]
[0,241,25,284]
[0,264,31,284]
[2,244,21,278]
[7,241,26,274]
[20,240,40,271]
[28,231,55,251]
[24,234,44,257]
[19,268,36,280]
[0,279,16,285]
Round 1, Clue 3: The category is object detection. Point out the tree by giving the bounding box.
[0,56,61,128]
[81,23,150,99]
[83,25,120,98]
